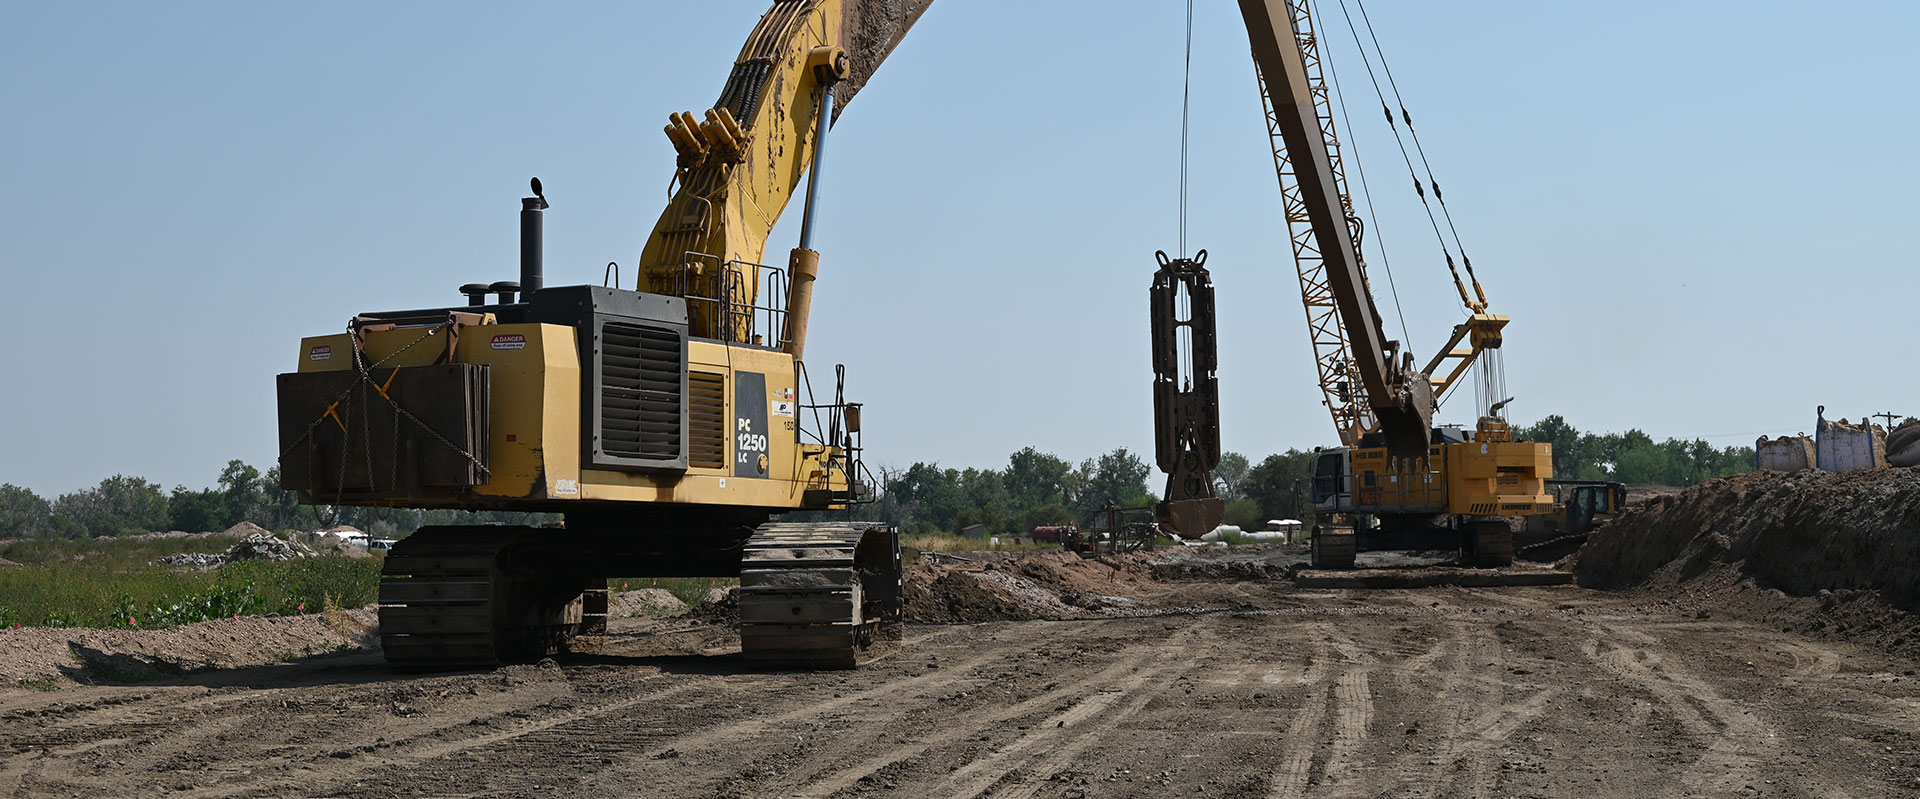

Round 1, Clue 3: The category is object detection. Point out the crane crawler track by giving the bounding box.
[379,526,601,671]
[738,521,901,669]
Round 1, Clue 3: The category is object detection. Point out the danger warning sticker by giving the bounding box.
[491,334,527,350]
[309,345,332,361]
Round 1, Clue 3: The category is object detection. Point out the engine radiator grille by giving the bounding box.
[688,371,727,469]
[592,321,686,470]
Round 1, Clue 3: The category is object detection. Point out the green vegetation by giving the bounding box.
[0,537,382,629]
[1512,415,1755,486]
[901,532,1060,554]
[612,577,738,610]
[873,446,1156,537]
[1,459,554,540]
[863,418,1757,541]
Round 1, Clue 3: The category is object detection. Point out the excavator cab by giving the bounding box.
[1309,449,1347,509]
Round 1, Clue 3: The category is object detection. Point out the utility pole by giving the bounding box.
[1870,411,1902,431]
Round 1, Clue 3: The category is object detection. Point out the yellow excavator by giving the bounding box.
[276,0,930,670]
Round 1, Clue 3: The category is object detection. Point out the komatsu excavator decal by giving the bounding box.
[735,371,770,477]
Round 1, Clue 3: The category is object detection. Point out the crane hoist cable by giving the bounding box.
[1178,0,1195,258]
[1320,16,1412,355]
[1171,0,1199,387]
[1349,0,1473,271]
[1339,0,1509,416]
[1328,0,1475,314]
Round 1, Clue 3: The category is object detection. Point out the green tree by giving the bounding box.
[885,462,968,532]
[1003,447,1074,511]
[1213,451,1252,502]
[168,485,228,533]
[258,466,308,530]
[1221,497,1263,530]
[1017,502,1078,531]
[1512,417,1757,486]
[1242,450,1318,524]
[0,483,53,538]
[957,467,1011,534]
[52,475,171,537]
[1076,447,1154,516]
[218,460,263,522]
[1514,414,1582,478]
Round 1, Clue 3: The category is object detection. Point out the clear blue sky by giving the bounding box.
[2,1,1915,498]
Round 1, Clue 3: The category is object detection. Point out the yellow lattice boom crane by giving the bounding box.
[1238,0,1555,569]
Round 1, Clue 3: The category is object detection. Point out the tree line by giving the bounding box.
[0,417,1758,540]
[1510,415,1755,486]
[871,446,1322,537]
[0,461,537,540]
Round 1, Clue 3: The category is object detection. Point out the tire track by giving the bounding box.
[1580,620,1781,796]
[178,623,1024,799]
[1266,623,1338,798]
[781,623,1209,799]
[1315,624,1378,798]
[1433,621,1507,798]
[936,659,1184,798]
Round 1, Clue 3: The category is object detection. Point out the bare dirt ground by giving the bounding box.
[3,555,1916,799]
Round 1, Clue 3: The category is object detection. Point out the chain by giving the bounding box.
[348,323,492,477]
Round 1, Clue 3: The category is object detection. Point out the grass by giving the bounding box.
[901,533,1060,555]
[610,577,737,611]
[0,536,239,570]
[0,536,753,630]
[16,678,59,692]
[0,537,383,629]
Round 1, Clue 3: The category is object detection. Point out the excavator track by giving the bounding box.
[379,526,596,671]
[738,522,901,669]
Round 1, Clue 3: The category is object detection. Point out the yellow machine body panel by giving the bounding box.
[1337,440,1554,517]
[288,324,847,512]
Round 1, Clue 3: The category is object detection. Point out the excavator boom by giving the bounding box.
[639,0,932,346]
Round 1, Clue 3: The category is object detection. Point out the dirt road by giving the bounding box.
[4,578,1916,798]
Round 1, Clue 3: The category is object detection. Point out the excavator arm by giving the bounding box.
[638,0,932,347]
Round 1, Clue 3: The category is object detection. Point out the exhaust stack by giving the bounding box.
[521,177,549,298]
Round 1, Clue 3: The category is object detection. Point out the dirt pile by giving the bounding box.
[687,588,739,626]
[1575,468,1920,657]
[610,588,689,617]
[901,552,1160,623]
[159,533,319,567]
[308,533,373,559]
[222,521,272,537]
[0,608,378,684]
